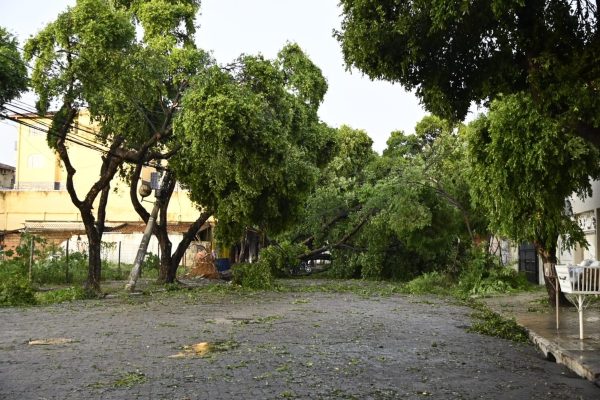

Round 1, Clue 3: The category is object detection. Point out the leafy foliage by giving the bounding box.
[468,303,530,343]
[456,246,530,297]
[35,286,90,305]
[0,26,28,106]
[258,242,308,278]
[466,94,600,254]
[403,271,453,295]
[288,116,478,281]
[172,44,333,244]
[336,0,600,148]
[0,274,37,307]
[231,262,275,290]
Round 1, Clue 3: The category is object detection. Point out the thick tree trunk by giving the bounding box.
[155,232,174,283]
[157,235,173,284]
[538,245,570,307]
[86,232,103,293]
[81,210,102,294]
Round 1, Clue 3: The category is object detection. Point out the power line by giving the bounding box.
[0,106,166,171]
[2,104,110,153]
[3,98,169,169]
[1,39,180,171]
[5,101,110,148]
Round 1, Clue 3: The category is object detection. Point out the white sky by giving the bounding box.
[0,0,429,166]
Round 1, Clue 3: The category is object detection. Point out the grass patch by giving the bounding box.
[35,286,91,305]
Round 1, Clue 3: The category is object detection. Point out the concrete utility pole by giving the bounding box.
[125,170,171,292]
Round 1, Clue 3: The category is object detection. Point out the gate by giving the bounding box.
[518,243,539,284]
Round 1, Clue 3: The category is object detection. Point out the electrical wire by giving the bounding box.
[0,39,182,172]
[0,105,166,171]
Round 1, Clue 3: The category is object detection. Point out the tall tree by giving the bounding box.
[336,0,600,147]
[282,119,473,280]
[171,44,333,257]
[24,0,203,293]
[0,26,27,107]
[466,94,600,302]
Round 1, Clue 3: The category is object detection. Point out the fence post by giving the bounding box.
[28,237,34,283]
[118,241,122,278]
[65,238,70,283]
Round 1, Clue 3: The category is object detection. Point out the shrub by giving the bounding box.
[457,245,530,296]
[232,262,274,289]
[404,271,453,295]
[36,286,89,305]
[143,252,160,271]
[0,274,37,306]
[258,242,307,278]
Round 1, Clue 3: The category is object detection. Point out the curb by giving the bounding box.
[527,327,598,382]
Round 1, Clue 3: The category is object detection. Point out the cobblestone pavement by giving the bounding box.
[1,282,599,399]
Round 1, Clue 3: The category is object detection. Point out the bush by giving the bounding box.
[36,286,90,305]
[457,245,530,296]
[143,252,160,271]
[232,261,274,289]
[0,274,37,306]
[258,242,307,278]
[33,252,88,285]
[404,271,453,295]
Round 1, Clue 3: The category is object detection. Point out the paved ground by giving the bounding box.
[1,280,599,399]
[484,290,600,383]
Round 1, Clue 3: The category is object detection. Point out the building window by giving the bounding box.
[27,154,45,169]
[29,126,45,137]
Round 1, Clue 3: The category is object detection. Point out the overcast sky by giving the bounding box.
[0,0,429,166]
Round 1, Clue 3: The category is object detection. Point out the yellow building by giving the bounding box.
[0,111,208,263]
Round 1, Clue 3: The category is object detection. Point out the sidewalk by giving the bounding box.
[483,291,600,384]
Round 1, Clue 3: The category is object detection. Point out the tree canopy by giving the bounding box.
[0,26,28,107]
[336,0,600,147]
[23,0,206,291]
[276,117,476,281]
[466,94,600,260]
[172,44,335,245]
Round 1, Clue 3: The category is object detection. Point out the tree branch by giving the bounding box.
[299,208,376,260]
[129,158,151,223]
[171,210,212,266]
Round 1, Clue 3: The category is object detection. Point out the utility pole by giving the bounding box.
[125,170,171,292]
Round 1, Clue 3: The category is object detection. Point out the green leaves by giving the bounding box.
[172,45,329,244]
[337,0,600,149]
[466,93,600,251]
[0,26,28,106]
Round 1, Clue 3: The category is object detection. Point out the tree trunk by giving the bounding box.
[169,212,211,281]
[128,164,186,285]
[538,245,570,307]
[157,235,173,284]
[82,211,102,294]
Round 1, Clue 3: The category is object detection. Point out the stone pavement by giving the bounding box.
[483,290,600,384]
[1,282,599,399]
